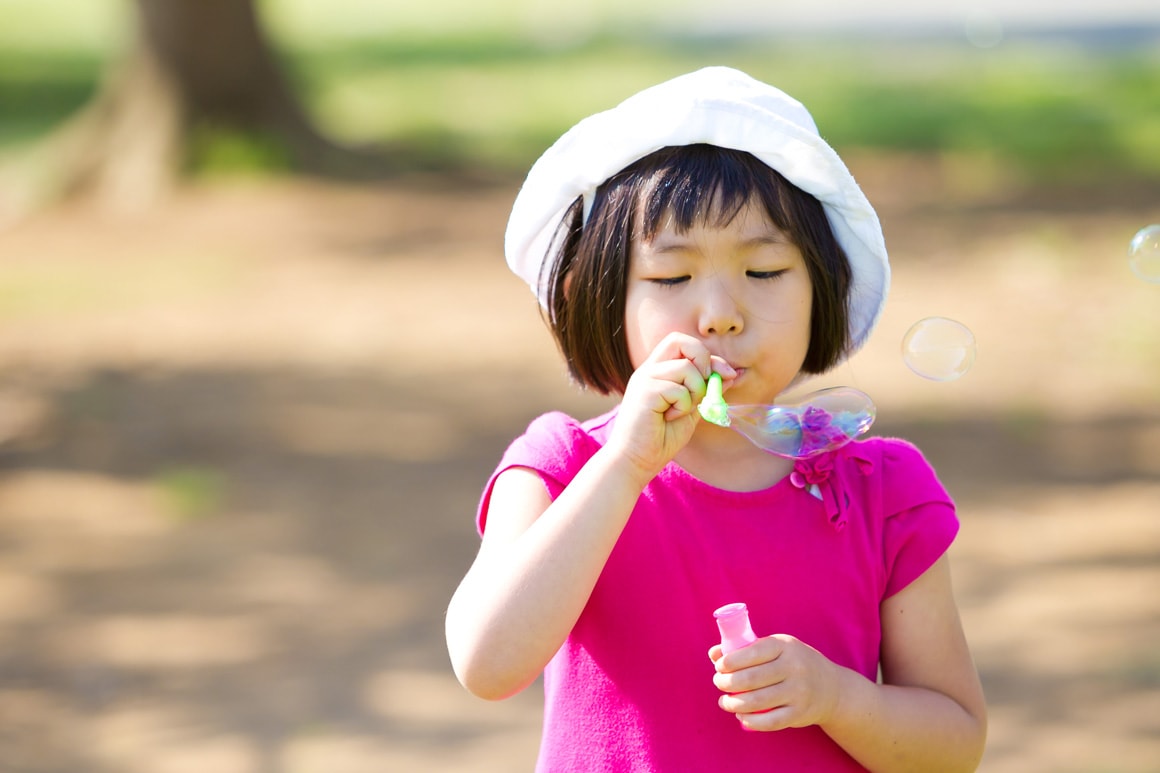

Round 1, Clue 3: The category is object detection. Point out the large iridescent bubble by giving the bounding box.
[699,374,876,459]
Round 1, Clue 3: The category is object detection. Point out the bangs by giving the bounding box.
[616,145,791,240]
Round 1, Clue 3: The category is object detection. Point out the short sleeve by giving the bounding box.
[877,439,959,598]
[475,411,599,535]
[882,502,958,597]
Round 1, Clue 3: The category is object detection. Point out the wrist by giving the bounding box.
[818,662,873,735]
[593,441,662,492]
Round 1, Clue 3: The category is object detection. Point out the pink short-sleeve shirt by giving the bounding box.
[477,409,958,772]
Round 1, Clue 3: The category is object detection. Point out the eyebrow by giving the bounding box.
[643,231,790,255]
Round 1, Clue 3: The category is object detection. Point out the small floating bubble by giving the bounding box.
[1128,225,1160,283]
[901,317,976,382]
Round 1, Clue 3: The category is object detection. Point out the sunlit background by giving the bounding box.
[0,1,1157,771]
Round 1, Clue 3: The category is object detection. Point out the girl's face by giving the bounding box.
[624,198,813,404]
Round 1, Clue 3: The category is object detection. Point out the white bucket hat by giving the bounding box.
[504,65,891,360]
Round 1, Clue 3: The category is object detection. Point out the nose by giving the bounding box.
[698,280,744,336]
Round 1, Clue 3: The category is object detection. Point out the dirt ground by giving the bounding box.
[0,163,1157,773]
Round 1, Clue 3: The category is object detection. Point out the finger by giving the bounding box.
[718,684,783,715]
[714,661,785,695]
[644,332,713,378]
[713,670,736,693]
[656,379,695,419]
[639,358,709,412]
[737,705,794,732]
[707,356,737,381]
[715,635,786,674]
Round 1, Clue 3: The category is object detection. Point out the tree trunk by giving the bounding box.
[1,0,386,219]
[136,0,341,166]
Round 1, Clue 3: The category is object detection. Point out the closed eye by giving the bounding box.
[747,269,788,280]
[648,276,691,287]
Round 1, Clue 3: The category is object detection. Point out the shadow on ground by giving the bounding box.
[0,362,1157,771]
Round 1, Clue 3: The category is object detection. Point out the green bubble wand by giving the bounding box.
[699,372,732,427]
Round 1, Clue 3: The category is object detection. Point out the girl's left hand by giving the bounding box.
[709,634,844,732]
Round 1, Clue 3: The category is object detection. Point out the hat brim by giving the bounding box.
[504,66,890,360]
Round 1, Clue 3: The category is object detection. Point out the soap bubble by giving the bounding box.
[963,10,1003,48]
[901,317,976,381]
[723,387,876,459]
[1128,225,1160,283]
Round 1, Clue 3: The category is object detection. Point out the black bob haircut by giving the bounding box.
[542,144,853,395]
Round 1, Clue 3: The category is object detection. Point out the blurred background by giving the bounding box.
[0,1,1158,771]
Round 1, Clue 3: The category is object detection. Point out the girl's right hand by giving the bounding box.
[606,332,735,482]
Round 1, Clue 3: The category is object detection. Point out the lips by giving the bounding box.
[708,355,741,375]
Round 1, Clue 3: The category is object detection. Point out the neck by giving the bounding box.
[674,423,795,492]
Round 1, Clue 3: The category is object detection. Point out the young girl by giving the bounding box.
[446,67,986,772]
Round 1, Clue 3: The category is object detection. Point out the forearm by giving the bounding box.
[822,668,986,773]
[446,446,650,700]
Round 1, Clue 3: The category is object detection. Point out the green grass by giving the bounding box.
[289,35,1160,184]
[154,465,226,521]
[1,0,1158,185]
[0,50,105,145]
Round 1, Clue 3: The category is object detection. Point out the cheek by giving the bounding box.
[624,295,678,368]
[776,272,813,325]
[794,293,816,365]
[623,313,651,371]
[790,289,813,349]
[796,292,813,331]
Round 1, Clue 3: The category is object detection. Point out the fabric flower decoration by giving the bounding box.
[790,454,834,488]
[790,448,876,532]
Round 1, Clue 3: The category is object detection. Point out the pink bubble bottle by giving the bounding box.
[714,602,757,653]
[714,602,763,728]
